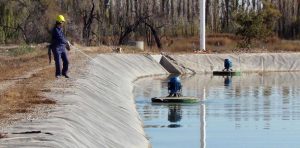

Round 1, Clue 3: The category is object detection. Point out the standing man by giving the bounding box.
[49,15,70,78]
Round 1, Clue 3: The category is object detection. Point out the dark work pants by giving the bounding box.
[52,47,69,76]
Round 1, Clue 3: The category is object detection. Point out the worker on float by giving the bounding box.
[223,58,233,72]
[49,15,71,78]
[168,76,182,97]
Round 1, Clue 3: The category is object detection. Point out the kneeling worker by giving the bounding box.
[49,15,71,78]
[168,76,182,97]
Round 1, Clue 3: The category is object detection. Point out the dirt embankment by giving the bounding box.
[0,45,107,129]
[0,44,146,139]
[0,46,54,125]
[0,47,167,147]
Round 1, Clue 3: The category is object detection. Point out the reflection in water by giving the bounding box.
[224,76,232,86]
[200,88,206,148]
[200,103,206,148]
[167,105,182,128]
[134,72,300,148]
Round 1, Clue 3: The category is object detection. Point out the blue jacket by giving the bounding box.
[51,26,68,48]
[48,26,68,63]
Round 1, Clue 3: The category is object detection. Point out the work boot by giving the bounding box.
[63,74,70,78]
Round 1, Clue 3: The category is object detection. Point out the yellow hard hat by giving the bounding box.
[56,15,65,23]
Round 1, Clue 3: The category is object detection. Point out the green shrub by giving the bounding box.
[234,0,281,48]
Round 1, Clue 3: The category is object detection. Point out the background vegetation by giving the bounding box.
[0,0,298,50]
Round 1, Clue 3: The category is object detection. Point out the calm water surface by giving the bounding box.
[133,73,300,148]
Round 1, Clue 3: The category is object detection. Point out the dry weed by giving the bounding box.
[207,37,233,46]
[0,46,56,121]
[147,34,300,53]
[270,40,300,52]
[0,48,48,82]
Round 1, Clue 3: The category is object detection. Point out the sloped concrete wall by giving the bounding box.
[169,53,300,73]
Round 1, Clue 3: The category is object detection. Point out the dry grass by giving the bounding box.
[207,33,239,40]
[161,37,197,53]
[143,34,300,53]
[207,37,233,46]
[268,40,300,52]
[147,35,236,53]
[68,34,300,54]
[0,67,56,119]
[0,46,56,121]
[264,36,280,44]
[0,47,49,82]
[72,44,145,54]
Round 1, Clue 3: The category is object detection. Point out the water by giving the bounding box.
[133,73,300,148]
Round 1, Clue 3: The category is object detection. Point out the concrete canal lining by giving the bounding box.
[157,53,300,74]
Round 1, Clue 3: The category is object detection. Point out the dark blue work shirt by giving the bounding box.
[51,26,67,48]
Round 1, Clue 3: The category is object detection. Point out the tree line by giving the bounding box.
[0,0,298,47]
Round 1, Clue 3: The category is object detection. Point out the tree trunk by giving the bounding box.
[145,23,162,49]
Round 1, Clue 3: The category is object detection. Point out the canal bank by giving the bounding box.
[0,54,168,148]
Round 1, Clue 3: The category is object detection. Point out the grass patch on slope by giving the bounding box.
[8,45,35,56]
[0,45,56,122]
[0,68,56,120]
